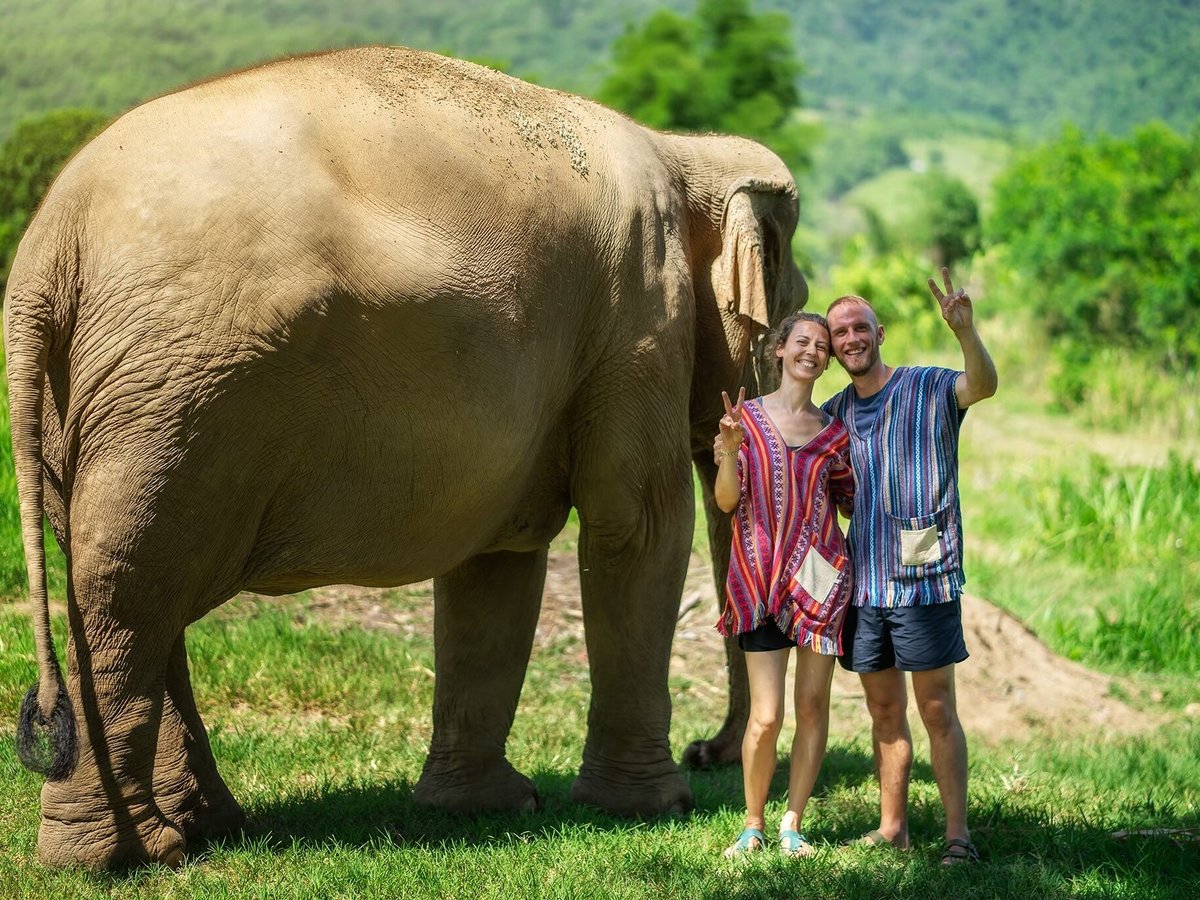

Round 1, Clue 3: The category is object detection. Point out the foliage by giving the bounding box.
[969,452,1200,681]
[808,115,910,198]
[5,0,1200,147]
[988,122,1200,386]
[597,0,809,168]
[0,109,108,295]
[918,170,979,269]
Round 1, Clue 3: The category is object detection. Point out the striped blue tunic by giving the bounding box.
[823,366,967,607]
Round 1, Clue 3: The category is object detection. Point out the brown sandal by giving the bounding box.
[941,838,980,864]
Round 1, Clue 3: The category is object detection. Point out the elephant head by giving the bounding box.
[710,174,807,392]
[656,132,807,442]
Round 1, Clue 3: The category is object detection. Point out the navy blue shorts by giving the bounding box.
[738,618,796,652]
[838,601,969,673]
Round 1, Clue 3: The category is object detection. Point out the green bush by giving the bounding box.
[919,170,980,269]
[809,116,910,198]
[824,241,946,348]
[989,122,1200,380]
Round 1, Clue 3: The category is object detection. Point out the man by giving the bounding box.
[822,268,997,864]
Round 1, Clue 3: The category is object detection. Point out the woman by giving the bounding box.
[714,311,854,858]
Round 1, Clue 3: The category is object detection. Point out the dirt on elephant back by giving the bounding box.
[291,549,1159,745]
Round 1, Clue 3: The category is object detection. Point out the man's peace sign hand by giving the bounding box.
[928,267,974,334]
[714,387,747,463]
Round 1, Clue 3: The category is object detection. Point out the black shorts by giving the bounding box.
[738,618,797,652]
[838,600,969,673]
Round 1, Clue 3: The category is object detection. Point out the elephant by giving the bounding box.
[3,45,800,870]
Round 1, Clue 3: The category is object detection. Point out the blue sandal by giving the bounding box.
[779,829,815,857]
[723,827,766,857]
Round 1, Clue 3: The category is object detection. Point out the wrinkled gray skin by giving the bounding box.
[4,46,799,870]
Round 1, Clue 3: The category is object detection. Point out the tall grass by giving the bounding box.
[1033,453,1200,674]
[969,452,1200,683]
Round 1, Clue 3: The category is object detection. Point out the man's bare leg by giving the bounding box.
[859,667,912,849]
[912,665,969,844]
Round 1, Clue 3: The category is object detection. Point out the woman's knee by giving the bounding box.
[794,687,831,727]
[746,706,785,741]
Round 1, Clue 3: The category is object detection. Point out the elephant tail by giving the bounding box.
[5,262,77,781]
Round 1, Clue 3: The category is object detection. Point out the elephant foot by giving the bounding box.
[37,793,186,870]
[413,755,541,813]
[571,754,693,816]
[157,778,246,841]
[681,729,744,770]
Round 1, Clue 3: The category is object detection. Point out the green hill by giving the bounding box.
[1,0,1197,141]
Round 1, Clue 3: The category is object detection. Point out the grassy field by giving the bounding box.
[1,312,1198,896]
[1,595,1198,899]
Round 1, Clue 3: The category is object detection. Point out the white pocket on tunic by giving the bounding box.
[899,523,942,566]
[791,545,842,610]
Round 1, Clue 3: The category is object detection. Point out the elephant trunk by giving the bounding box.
[5,288,77,781]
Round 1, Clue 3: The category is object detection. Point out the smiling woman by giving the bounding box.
[710,310,855,859]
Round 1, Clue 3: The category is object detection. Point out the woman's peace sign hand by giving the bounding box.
[714,387,747,462]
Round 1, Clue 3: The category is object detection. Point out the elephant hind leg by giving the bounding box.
[37,554,185,869]
[154,633,245,841]
[682,464,747,769]
[413,549,547,813]
[682,634,749,769]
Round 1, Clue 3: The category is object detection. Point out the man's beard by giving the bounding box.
[838,344,877,375]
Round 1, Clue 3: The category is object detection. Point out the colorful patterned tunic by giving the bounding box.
[822,366,967,608]
[717,399,856,654]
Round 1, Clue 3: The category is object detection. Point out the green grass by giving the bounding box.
[964,452,1200,712]
[0,600,1197,898]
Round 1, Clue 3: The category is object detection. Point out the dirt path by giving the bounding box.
[294,548,1158,746]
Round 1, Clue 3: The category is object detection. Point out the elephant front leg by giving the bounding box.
[154,634,246,840]
[682,460,749,769]
[570,474,695,816]
[413,549,547,813]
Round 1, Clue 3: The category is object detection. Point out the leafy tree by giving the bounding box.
[989,122,1200,372]
[919,171,980,269]
[0,108,109,296]
[598,0,808,168]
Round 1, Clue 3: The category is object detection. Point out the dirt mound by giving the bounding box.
[666,554,1156,743]
[292,549,1156,744]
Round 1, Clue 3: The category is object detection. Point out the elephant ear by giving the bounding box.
[710,177,794,334]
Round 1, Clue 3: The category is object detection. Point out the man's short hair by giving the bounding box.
[826,294,876,318]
